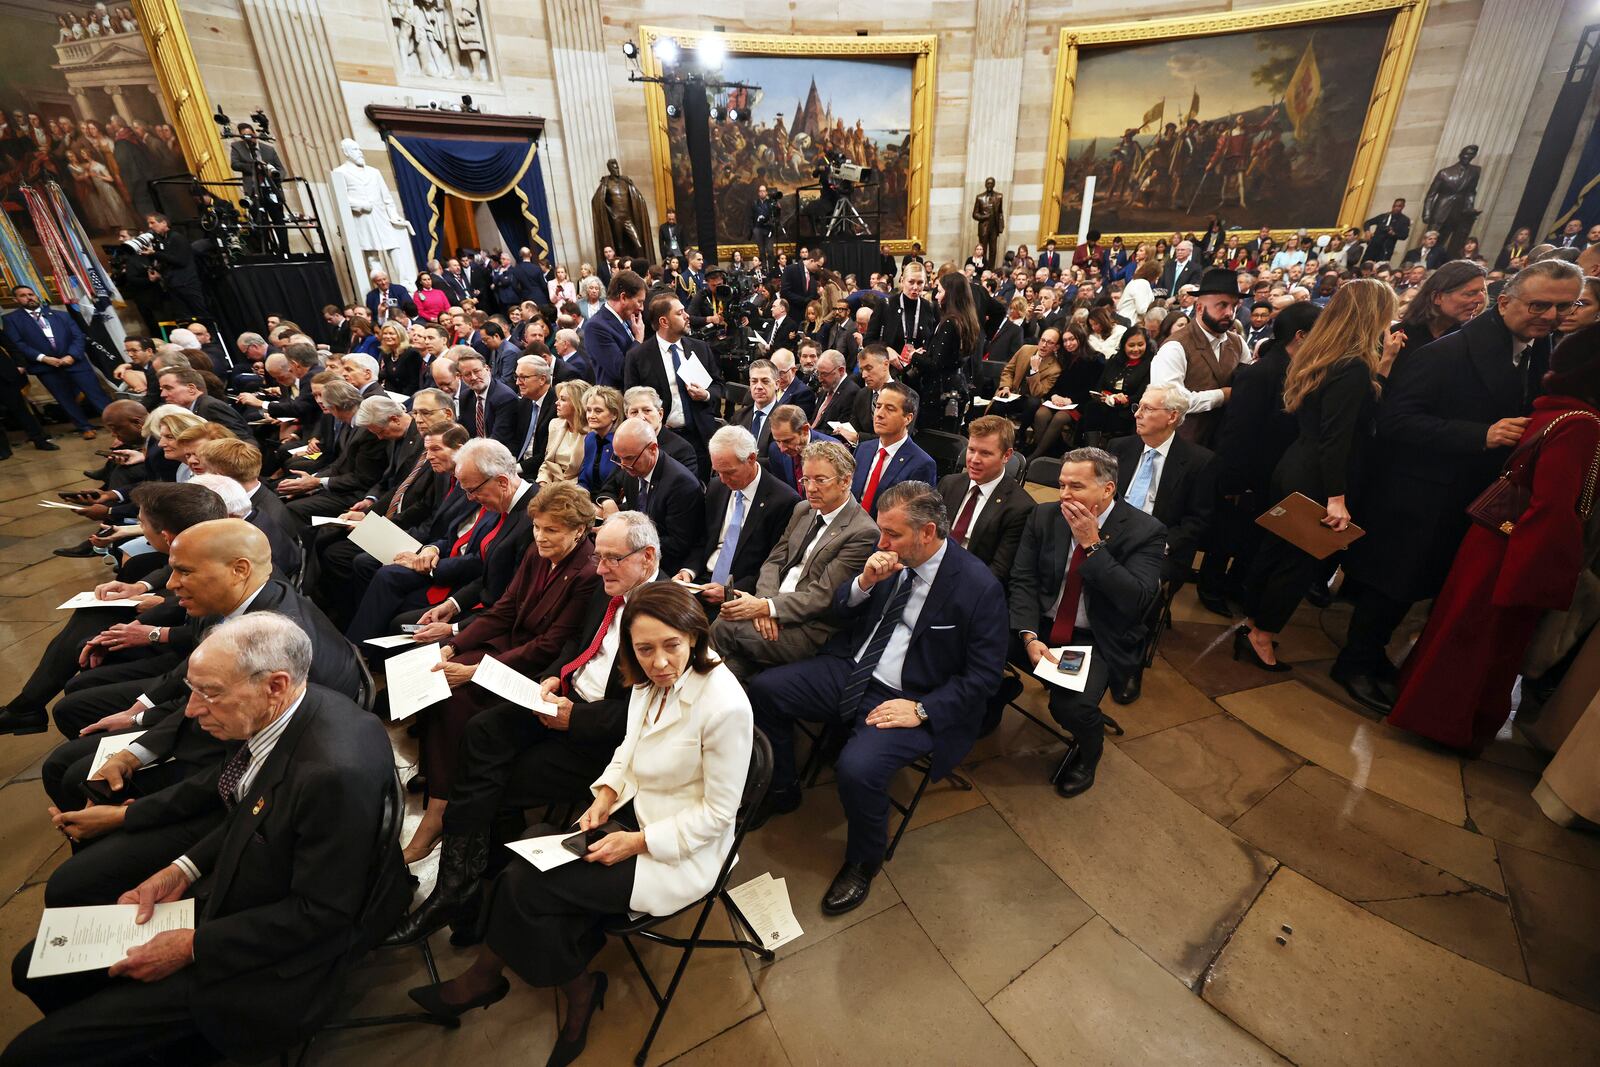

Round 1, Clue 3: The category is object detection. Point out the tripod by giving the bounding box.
[824,192,869,237]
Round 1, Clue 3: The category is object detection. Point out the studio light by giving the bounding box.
[666,103,680,119]
[653,37,680,65]
[621,41,639,60]
[727,107,742,122]
[698,37,727,69]
[708,105,723,121]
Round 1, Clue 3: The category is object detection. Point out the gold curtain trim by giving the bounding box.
[385,136,549,265]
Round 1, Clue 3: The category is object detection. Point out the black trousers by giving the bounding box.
[483,813,637,989]
[1009,627,1111,767]
[3,944,209,1067]
[51,676,157,741]
[43,729,191,814]
[441,700,616,836]
[8,609,148,714]
[46,812,219,908]
[0,380,48,453]
[1333,578,1411,677]
[1244,530,1319,633]
[1196,494,1264,600]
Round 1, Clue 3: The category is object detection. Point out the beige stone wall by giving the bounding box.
[179,0,1573,270]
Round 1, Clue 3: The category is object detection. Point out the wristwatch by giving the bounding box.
[914,701,929,723]
[147,628,162,645]
[1083,539,1105,557]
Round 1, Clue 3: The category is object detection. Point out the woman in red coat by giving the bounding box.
[1388,327,1600,753]
[404,482,603,861]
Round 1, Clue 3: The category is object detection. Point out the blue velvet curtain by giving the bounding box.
[385,134,553,266]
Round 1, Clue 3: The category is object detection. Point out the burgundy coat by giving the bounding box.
[448,536,600,675]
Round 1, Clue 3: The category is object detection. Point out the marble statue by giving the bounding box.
[389,0,491,81]
[590,158,654,263]
[971,177,1005,268]
[330,138,418,289]
[1423,145,1481,260]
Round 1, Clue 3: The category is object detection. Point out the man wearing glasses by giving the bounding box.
[1332,258,1582,714]
[593,418,703,576]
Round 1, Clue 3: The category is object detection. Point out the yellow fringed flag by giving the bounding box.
[1141,99,1164,130]
[1285,41,1321,138]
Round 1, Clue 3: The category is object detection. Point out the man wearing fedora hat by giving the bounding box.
[1149,267,1245,448]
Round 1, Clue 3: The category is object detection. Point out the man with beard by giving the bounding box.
[1148,267,1243,448]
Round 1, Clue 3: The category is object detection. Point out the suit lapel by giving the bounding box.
[910,546,960,642]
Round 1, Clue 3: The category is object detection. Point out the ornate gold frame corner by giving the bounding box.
[1038,0,1429,249]
[638,27,937,255]
[132,0,232,186]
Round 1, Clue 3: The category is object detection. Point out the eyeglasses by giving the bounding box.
[595,545,647,568]
[181,670,267,703]
[798,474,839,487]
[1513,296,1577,315]
[461,472,499,496]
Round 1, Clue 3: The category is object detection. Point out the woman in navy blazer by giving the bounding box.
[576,384,622,492]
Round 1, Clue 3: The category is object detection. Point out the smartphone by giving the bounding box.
[400,624,422,633]
[1056,649,1086,674]
[562,819,625,856]
[84,777,132,805]
[93,449,112,458]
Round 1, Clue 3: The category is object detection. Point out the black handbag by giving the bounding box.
[1466,411,1600,536]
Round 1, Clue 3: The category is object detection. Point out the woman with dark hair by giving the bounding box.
[1388,259,1488,373]
[1388,326,1600,752]
[408,581,753,1067]
[1559,275,1600,337]
[913,270,981,430]
[1083,302,1126,358]
[1025,322,1102,461]
[348,315,380,356]
[413,271,450,322]
[1080,325,1152,441]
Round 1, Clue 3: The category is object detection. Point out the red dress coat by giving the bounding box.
[1388,397,1600,751]
[420,536,601,795]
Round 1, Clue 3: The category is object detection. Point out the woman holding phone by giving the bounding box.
[409,582,753,1067]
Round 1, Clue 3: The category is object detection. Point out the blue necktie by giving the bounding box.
[519,400,540,459]
[710,490,746,587]
[751,408,766,441]
[1128,448,1158,511]
[668,342,692,420]
[839,571,916,716]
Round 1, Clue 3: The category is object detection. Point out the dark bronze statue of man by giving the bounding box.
[971,177,1005,267]
[1423,145,1481,259]
[591,158,654,263]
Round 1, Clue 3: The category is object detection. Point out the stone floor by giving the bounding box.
[2,436,1599,1065]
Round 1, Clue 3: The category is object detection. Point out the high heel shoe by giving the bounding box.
[546,971,608,1067]
[408,975,510,1019]
[1233,627,1291,673]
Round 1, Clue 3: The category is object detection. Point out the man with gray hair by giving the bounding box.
[1009,447,1166,798]
[594,416,703,574]
[749,479,1006,914]
[6,611,408,1066]
[340,351,384,399]
[621,384,700,474]
[550,327,591,382]
[236,341,321,425]
[452,346,519,450]
[675,423,799,603]
[770,347,816,417]
[279,392,414,523]
[1331,256,1582,714]
[510,353,556,476]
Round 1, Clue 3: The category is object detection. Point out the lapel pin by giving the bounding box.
[251,797,266,815]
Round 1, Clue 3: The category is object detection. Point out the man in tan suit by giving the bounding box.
[712,440,878,679]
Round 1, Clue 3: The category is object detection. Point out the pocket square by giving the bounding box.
[929,624,956,631]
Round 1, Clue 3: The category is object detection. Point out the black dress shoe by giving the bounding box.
[1304,581,1333,609]
[1111,672,1142,705]
[1329,666,1395,714]
[407,975,510,1020]
[1197,589,1235,617]
[1055,756,1098,798]
[53,541,97,559]
[0,707,48,735]
[821,861,880,915]
[1232,627,1291,673]
[33,439,60,451]
[745,783,801,834]
[545,972,608,1067]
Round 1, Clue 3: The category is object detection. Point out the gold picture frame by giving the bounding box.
[132,0,232,185]
[637,26,937,256]
[1038,0,1429,248]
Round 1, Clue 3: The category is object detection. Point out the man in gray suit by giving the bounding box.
[228,123,288,254]
[712,440,878,679]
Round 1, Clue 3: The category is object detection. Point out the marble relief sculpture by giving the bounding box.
[389,0,491,82]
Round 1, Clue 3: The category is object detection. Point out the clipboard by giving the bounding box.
[1254,492,1365,560]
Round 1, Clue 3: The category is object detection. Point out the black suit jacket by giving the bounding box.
[985,319,1024,368]
[1362,211,1412,261]
[540,583,639,749]
[131,686,406,1061]
[685,468,799,588]
[446,490,537,613]
[1157,259,1201,296]
[315,424,389,500]
[867,293,936,353]
[758,315,800,354]
[192,393,251,437]
[246,483,302,581]
[1109,434,1216,579]
[622,335,724,453]
[511,391,559,477]
[1008,500,1167,680]
[937,472,1032,584]
[461,378,521,451]
[810,376,861,433]
[600,453,704,575]
[511,261,548,305]
[1215,342,1295,497]
[776,377,817,420]
[780,261,817,313]
[263,369,319,425]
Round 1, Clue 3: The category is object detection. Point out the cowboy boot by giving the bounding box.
[383,830,489,947]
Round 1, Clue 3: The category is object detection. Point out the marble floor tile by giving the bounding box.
[1477,734,1550,775]
[1270,622,1341,663]
[988,916,1285,1066]
[1220,680,1466,826]
[4,578,106,622]
[1361,890,1526,982]
[0,728,62,789]
[757,905,1032,1066]
[888,763,988,834]
[668,1013,790,1066]
[1156,621,1283,698]
[973,745,1276,985]
[1203,868,1600,1066]
[1103,661,1221,742]
[1500,843,1600,1013]
[885,806,1094,1001]
[0,781,68,897]
[1,555,109,598]
[1167,581,1239,625]
[963,692,1067,766]
[1119,713,1302,824]
[1463,759,1600,871]
[0,884,45,1041]
[0,621,67,711]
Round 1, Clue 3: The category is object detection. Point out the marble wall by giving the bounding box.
[178,0,1587,277]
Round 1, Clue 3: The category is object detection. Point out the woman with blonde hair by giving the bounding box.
[376,321,421,394]
[575,384,624,491]
[536,379,593,484]
[1237,278,1401,670]
[141,404,210,480]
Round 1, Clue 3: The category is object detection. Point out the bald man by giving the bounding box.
[596,416,704,574]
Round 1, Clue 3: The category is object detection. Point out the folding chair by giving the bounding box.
[886,754,971,861]
[1024,455,1061,487]
[351,640,377,712]
[1142,580,1176,670]
[1002,450,1025,484]
[914,428,968,478]
[722,381,749,423]
[601,730,777,1067]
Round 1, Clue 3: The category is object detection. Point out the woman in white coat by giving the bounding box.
[409,581,753,1067]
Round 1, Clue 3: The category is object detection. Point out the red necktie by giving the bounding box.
[475,393,486,437]
[557,595,625,695]
[951,485,982,546]
[1048,545,1088,646]
[861,447,889,512]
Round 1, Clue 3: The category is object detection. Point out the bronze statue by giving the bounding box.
[591,159,654,263]
[1423,145,1481,259]
[971,177,1005,267]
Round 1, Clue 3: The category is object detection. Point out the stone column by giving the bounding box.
[1425,0,1565,245]
[105,85,135,124]
[543,0,622,264]
[958,0,1027,261]
[70,88,94,123]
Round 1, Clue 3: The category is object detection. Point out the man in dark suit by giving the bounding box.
[365,269,411,321]
[1332,259,1580,712]
[145,213,210,316]
[780,252,818,316]
[509,354,557,477]
[453,349,520,451]
[437,257,472,306]
[1,283,107,436]
[385,512,661,944]
[346,439,536,642]
[658,209,684,263]
[7,612,405,1066]
[237,342,321,426]
[1401,230,1448,270]
[596,418,704,575]
[766,405,839,492]
[1157,240,1201,296]
[581,269,645,387]
[734,358,782,454]
[154,366,249,437]
[809,349,861,435]
[274,383,388,522]
[772,349,816,417]
[749,481,1007,913]
[480,320,522,386]
[1362,199,1412,263]
[937,415,1030,585]
[850,382,938,515]
[840,344,895,447]
[285,395,421,525]
[623,293,723,475]
[756,298,800,355]
[1009,448,1166,797]
[675,423,799,600]
[984,306,1026,370]
[511,248,548,306]
[1037,241,1063,276]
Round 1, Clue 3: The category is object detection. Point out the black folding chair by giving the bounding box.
[282,771,452,1067]
[722,381,749,423]
[1025,455,1061,487]
[1003,450,1025,484]
[1142,580,1176,669]
[601,730,776,1067]
[351,640,377,713]
[914,429,968,478]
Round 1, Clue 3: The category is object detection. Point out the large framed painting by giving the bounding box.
[638,28,936,255]
[1040,0,1429,246]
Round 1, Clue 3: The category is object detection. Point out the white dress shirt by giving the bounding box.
[847,538,949,691]
[773,499,849,603]
[570,572,660,702]
[655,335,688,428]
[952,471,1006,548]
[1127,433,1174,514]
[1152,319,1231,414]
[1046,502,1115,631]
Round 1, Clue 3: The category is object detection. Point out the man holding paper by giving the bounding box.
[623,292,722,477]
[1007,448,1166,798]
[4,613,409,1066]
